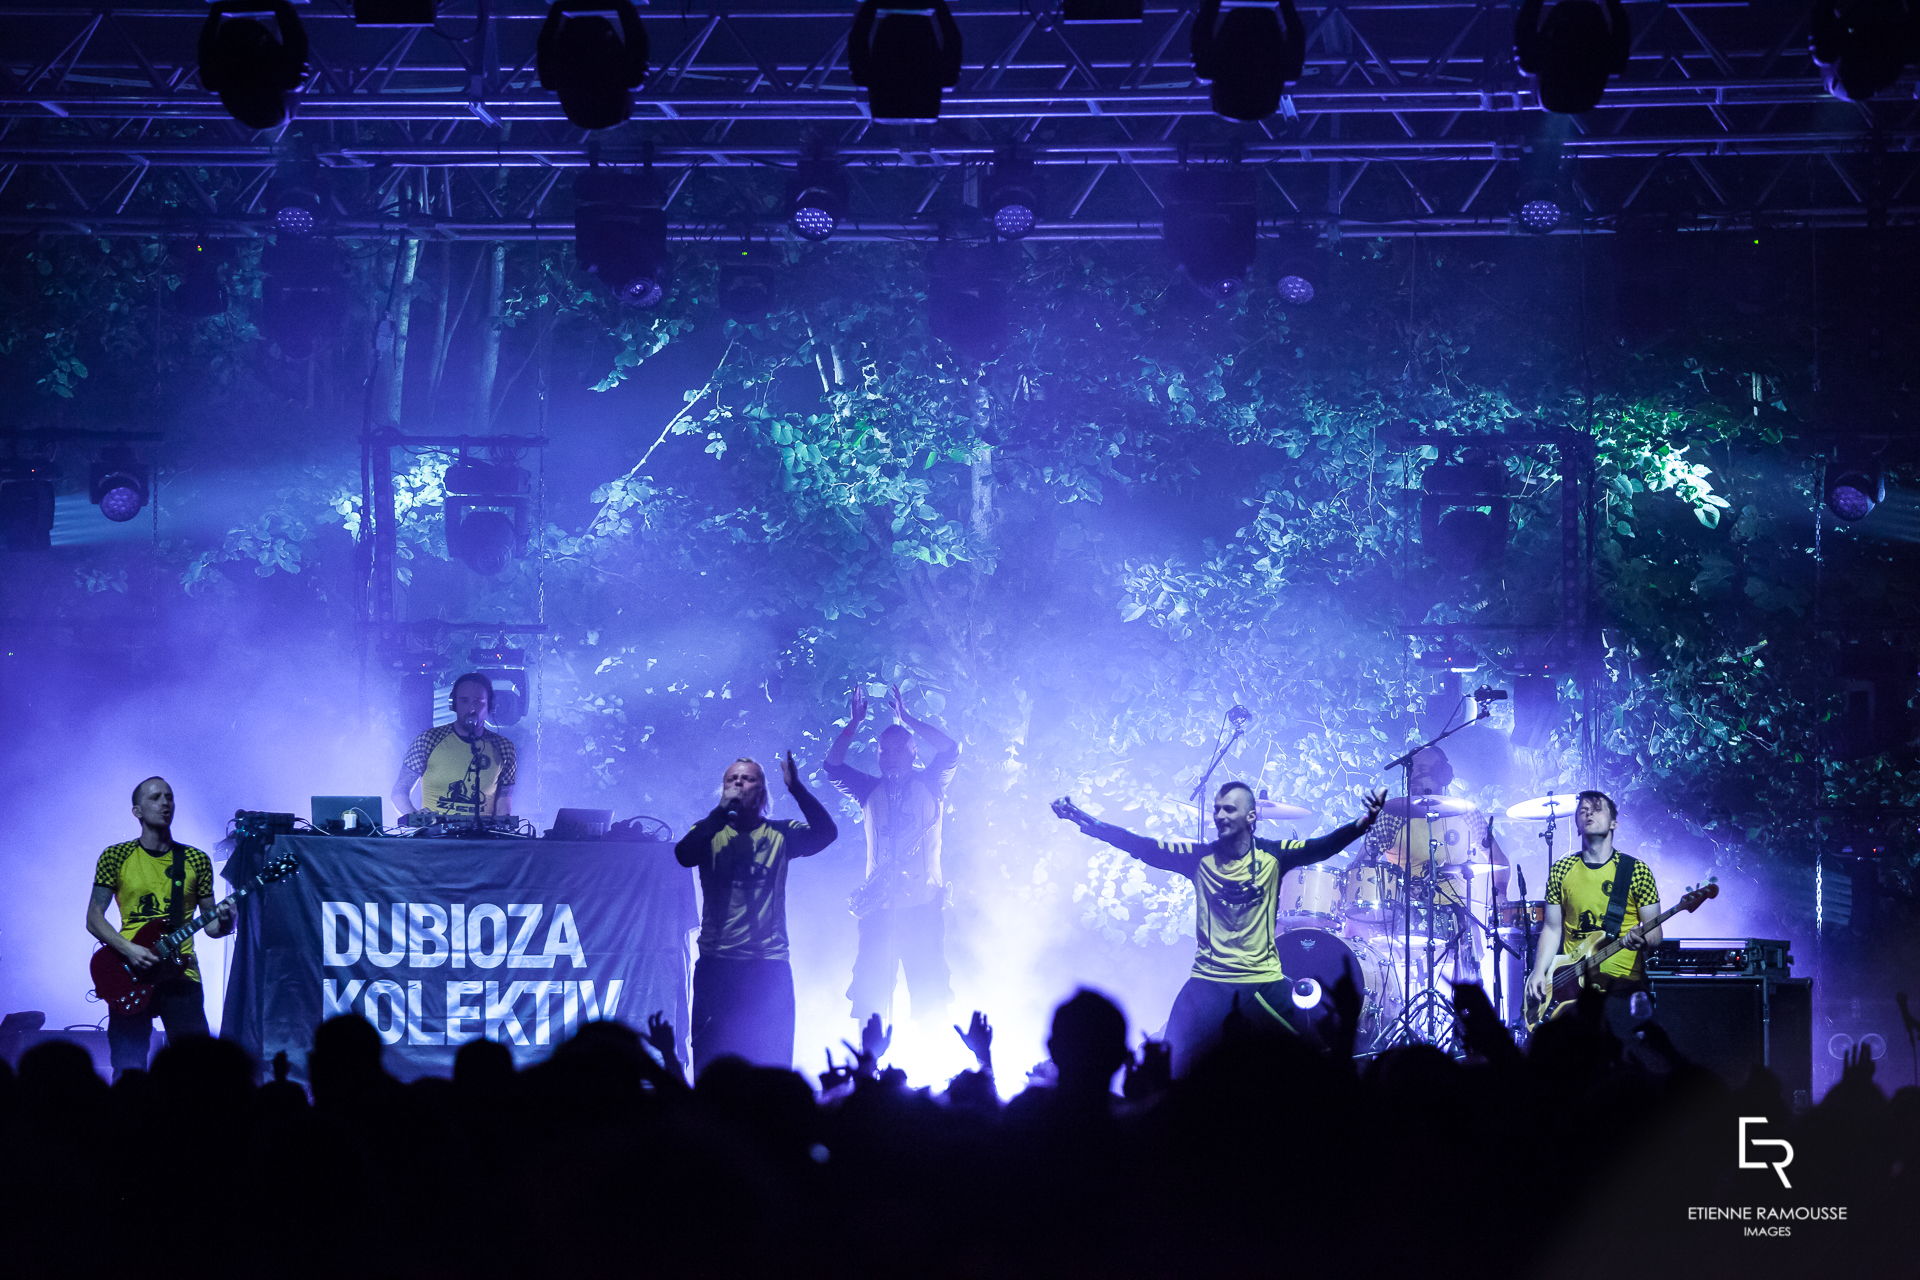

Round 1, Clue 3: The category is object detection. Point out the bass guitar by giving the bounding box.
[1525,879,1718,1030]
[89,851,300,1018]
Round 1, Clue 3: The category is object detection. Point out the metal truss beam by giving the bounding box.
[1,1,1914,240]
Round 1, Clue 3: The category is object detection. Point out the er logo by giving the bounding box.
[1738,1116,1794,1189]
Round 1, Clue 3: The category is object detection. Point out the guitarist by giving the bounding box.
[85,776,233,1078]
[1524,790,1662,1035]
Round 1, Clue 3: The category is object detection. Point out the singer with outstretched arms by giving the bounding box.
[390,671,517,823]
[674,752,838,1073]
[1054,781,1386,1073]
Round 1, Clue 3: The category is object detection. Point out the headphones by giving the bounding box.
[449,673,494,714]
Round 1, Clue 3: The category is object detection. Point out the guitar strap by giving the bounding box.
[1600,853,1639,939]
[167,844,187,929]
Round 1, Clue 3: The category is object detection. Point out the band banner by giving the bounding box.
[221,835,696,1081]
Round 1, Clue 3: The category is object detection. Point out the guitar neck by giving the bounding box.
[159,879,259,952]
[1582,898,1690,972]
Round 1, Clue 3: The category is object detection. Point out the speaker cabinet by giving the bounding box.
[1644,976,1812,1102]
[0,1027,115,1080]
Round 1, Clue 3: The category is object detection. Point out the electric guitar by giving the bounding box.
[89,852,300,1018]
[1525,879,1718,1030]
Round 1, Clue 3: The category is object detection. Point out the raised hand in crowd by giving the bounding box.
[1124,1037,1171,1102]
[1329,970,1363,1063]
[780,749,803,794]
[954,1010,993,1072]
[849,683,869,725]
[1451,982,1519,1067]
[645,1011,682,1074]
[858,1012,892,1067]
[889,682,909,721]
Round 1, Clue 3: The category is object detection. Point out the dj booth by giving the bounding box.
[221,834,697,1081]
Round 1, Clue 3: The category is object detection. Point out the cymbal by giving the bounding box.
[1382,794,1477,820]
[1505,793,1581,821]
[1440,861,1500,876]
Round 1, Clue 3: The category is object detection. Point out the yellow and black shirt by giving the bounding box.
[93,840,214,983]
[1085,821,1364,983]
[673,790,838,962]
[1546,852,1660,982]
[401,724,518,816]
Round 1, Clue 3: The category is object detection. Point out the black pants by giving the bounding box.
[846,900,951,1023]
[1164,975,1296,1076]
[107,976,209,1075]
[691,956,795,1074]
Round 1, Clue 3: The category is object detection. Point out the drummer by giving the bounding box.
[1363,746,1511,932]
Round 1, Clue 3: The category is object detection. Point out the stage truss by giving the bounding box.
[1,0,1916,242]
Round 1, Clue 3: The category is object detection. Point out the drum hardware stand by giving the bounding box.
[1377,804,1460,1052]
[1377,702,1493,1051]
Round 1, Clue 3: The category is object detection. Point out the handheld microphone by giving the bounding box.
[1227,705,1253,728]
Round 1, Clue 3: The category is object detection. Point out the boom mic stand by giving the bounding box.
[1189,706,1251,843]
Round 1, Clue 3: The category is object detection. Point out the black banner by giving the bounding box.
[222,835,696,1081]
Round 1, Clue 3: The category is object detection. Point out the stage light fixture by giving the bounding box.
[1276,271,1315,305]
[1064,0,1144,19]
[1825,459,1885,522]
[1415,635,1479,674]
[353,0,436,26]
[1516,197,1566,233]
[574,170,672,306]
[788,161,848,242]
[445,459,530,576]
[0,466,57,553]
[90,447,149,524]
[1811,0,1918,102]
[197,1,310,131]
[1420,459,1511,569]
[537,0,650,131]
[1191,0,1306,122]
[1273,233,1320,304]
[1165,167,1257,298]
[848,0,964,122]
[1514,0,1630,114]
[269,182,322,237]
[984,154,1040,241]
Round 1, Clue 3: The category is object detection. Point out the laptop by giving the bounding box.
[311,796,384,835]
[548,807,614,840]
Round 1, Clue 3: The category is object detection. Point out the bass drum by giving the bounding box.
[1274,929,1401,1054]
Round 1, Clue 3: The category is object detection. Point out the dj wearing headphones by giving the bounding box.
[389,671,518,824]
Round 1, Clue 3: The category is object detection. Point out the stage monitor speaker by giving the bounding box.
[1645,976,1812,1103]
[0,1027,115,1080]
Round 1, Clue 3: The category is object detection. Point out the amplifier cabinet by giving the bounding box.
[1643,976,1813,1102]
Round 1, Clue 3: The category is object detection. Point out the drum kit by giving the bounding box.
[1261,791,1582,1054]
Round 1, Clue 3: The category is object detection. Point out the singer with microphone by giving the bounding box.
[390,672,518,825]
[674,752,839,1073]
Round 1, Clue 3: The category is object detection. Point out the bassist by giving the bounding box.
[1524,790,1662,1036]
[85,776,233,1078]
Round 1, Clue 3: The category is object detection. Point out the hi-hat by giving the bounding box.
[1505,793,1580,821]
[1382,794,1477,820]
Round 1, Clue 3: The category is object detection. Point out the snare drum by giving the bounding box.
[1342,863,1400,923]
[1280,864,1345,924]
[1274,929,1402,1052]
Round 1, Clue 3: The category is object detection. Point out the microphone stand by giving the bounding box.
[464,725,486,835]
[1190,716,1247,844]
